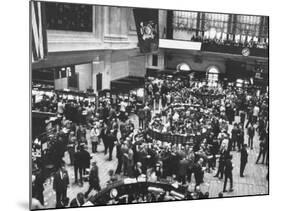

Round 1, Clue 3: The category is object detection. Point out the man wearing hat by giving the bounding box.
[85,161,101,198]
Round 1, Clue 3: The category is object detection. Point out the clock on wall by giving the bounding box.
[242,47,251,56]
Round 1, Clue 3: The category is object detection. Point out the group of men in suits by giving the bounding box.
[53,160,101,208]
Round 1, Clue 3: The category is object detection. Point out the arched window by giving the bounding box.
[206,66,219,88]
[177,63,191,72]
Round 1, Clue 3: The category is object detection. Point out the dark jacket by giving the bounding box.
[79,149,91,169]
[248,126,255,137]
[53,169,69,192]
[224,159,233,175]
[138,108,146,120]
[89,165,100,189]
[178,159,189,176]
[240,148,248,163]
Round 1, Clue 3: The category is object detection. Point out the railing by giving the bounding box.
[147,129,195,146]
[201,42,268,58]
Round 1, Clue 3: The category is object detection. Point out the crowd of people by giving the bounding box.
[144,76,268,190]
[31,75,269,209]
[191,35,268,50]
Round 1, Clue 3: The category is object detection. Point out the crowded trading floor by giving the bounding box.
[31,73,269,209]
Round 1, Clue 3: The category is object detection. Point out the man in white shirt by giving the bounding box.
[57,100,65,114]
[120,100,127,112]
[253,105,260,124]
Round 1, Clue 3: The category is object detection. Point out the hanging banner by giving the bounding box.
[133,8,159,53]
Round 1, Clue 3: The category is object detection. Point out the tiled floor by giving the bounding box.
[41,114,268,208]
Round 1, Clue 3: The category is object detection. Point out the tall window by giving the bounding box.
[259,16,269,38]
[152,54,158,67]
[204,13,229,39]
[236,15,260,36]
[173,11,198,31]
[171,11,268,43]
[207,66,219,88]
[45,2,93,32]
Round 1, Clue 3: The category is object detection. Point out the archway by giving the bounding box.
[176,63,191,72]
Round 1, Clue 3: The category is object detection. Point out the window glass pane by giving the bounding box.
[236,15,260,36]
[173,11,198,30]
[204,13,228,33]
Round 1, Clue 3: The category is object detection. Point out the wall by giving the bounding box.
[110,52,129,80]
[166,52,226,73]
[91,52,114,92]
[54,77,68,90]
[129,56,146,77]
[47,5,138,53]
[146,49,165,70]
[75,63,92,91]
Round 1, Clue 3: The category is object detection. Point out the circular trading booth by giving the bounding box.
[147,101,226,146]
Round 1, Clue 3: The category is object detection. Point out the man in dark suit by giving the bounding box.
[85,162,101,198]
[214,146,228,179]
[240,110,246,126]
[231,123,239,151]
[74,146,82,185]
[79,145,91,185]
[256,139,266,164]
[107,105,117,123]
[237,124,244,151]
[137,105,146,129]
[223,154,234,192]
[99,123,109,155]
[53,162,70,208]
[240,144,248,177]
[247,123,255,149]
[143,104,151,129]
[193,158,205,189]
[115,139,123,174]
[177,157,189,185]
[33,169,45,206]
[107,129,117,161]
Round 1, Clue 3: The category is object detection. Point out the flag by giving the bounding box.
[31,1,48,62]
[133,8,159,53]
